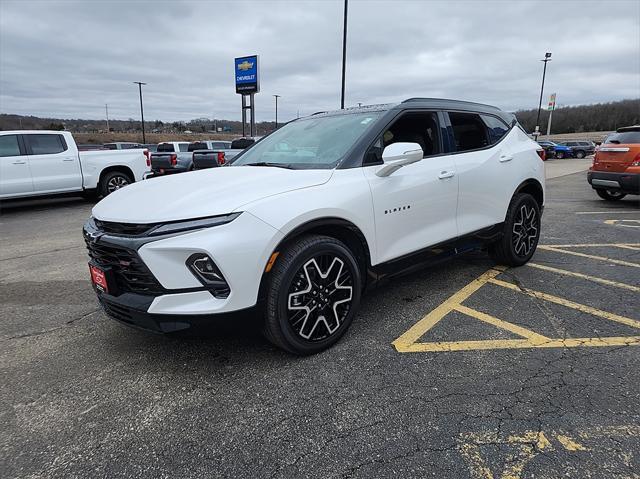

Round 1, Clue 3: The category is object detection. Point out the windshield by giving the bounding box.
[232,112,383,169]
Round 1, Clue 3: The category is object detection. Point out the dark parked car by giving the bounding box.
[537,141,573,159]
[556,141,596,159]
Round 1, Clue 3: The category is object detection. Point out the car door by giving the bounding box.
[0,134,33,197]
[363,111,458,264]
[25,133,82,193]
[448,111,514,236]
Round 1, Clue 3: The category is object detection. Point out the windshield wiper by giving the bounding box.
[242,162,295,169]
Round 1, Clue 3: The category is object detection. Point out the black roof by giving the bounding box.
[310,98,515,125]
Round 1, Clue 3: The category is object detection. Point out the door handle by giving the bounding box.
[62,158,75,162]
[499,155,513,162]
[12,160,27,165]
[438,170,455,179]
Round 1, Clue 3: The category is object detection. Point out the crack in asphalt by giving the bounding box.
[1,309,100,341]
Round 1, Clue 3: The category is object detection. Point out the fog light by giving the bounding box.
[186,253,230,298]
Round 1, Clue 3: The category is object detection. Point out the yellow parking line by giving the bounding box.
[392,268,503,351]
[454,304,549,342]
[538,245,640,268]
[489,278,640,330]
[604,219,640,228]
[576,211,640,215]
[527,262,640,292]
[539,243,640,248]
[616,244,640,251]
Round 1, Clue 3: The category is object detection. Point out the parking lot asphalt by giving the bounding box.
[1,169,639,478]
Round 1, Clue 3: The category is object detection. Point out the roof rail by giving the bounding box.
[402,97,499,109]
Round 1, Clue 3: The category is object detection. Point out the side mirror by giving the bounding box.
[376,142,423,177]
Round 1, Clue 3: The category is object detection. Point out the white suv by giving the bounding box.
[84,98,545,354]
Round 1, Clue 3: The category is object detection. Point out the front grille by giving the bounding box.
[93,219,156,237]
[85,238,164,295]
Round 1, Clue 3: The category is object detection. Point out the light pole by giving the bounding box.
[273,94,281,129]
[340,0,348,109]
[535,52,552,136]
[133,81,147,143]
[105,104,109,132]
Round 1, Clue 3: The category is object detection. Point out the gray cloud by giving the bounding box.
[1,0,638,123]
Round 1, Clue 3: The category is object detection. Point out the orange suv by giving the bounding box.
[588,125,640,201]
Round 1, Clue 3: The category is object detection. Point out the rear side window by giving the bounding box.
[27,134,67,155]
[157,143,175,152]
[0,135,21,157]
[449,112,489,152]
[605,131,640,144]
[103,143,117,150]
[178,143,189,152]
[188,142,207,151]
[480,115,509,144]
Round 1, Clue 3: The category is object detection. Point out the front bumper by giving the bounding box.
[85,211,283,320]
[97,292,255,333]
[588,170,639,195]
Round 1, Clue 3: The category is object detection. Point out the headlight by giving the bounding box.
[149,212,241,236]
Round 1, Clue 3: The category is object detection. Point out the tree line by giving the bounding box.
[515,98,639,134]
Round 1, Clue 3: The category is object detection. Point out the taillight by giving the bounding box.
[217,152,226,165]
[536,149,546,161]
[632,152,640,167]
[170,154,177,166]
[143,149,151,167]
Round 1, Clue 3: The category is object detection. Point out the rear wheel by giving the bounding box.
[489,193,541,267]
[596,189,626,201]
[99,171,132,197]
[575,150,586,159]
[263,234,361,355]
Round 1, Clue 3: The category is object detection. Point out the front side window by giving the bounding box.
[27,134,67,155]
[0,135,21,157]
[449,112,489,152]
[364,111,441,165]
[480,114,509,144]
[232,111,383,169]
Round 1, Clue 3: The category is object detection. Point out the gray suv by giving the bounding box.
[556,140,596,158]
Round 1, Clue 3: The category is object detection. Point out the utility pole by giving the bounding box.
[534,53,552,137]
[273,94,281,129]
[340,0,348,109]
[133,81,147,143]
[105,104,110,132]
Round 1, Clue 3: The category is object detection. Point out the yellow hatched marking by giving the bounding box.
[538,245,640,268]
[556,435,588,451]
[527,262,640,292]
[454,304,549,342]
[489,278,640,330]
[392,268,504,350]
[604,219,640,228]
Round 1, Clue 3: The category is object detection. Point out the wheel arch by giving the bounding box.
[514,178,544,209]
[257,217,373,301]
[98,165,135,185]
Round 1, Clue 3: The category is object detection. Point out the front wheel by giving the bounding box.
[555,151,564,159]
[489,193,541,267]
[263,235,362,355]
[596,189,626,201]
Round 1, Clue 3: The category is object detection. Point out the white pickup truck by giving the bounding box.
[0,131,150,200]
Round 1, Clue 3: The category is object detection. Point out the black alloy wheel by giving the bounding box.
[264,235,361,355]
[489,193,541,266]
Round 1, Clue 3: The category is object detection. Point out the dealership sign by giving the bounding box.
[235,55,260,94]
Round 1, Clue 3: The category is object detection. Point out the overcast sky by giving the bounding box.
[0,0,638,123]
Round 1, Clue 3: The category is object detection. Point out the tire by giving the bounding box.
[99,171,133,197]
[489,193,541,267]
[575,150,586,159]
[555,151,564,159]
[263,234,362,355]
[596,189,626,201]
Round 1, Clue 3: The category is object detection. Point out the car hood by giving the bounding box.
[92,166,333,223]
